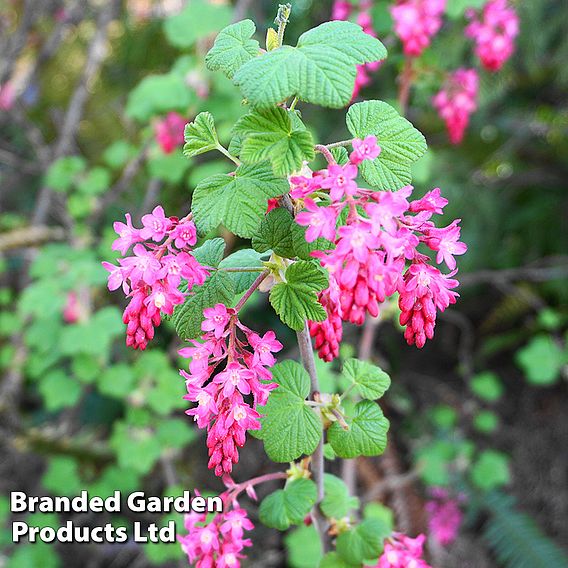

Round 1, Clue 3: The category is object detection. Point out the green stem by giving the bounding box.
[314,144,336,165]
[276,4,292,47]
[289,96,299,111]
[216,143,241,167]
[218,267,266,273]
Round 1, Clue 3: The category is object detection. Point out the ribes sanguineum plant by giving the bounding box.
[104,6,467,566]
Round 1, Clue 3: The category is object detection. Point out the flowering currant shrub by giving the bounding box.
[332,0,519,144]
[104,6,467,566]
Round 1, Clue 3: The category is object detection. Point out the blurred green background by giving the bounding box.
[0,1,567,567]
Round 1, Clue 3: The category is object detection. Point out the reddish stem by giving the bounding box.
[234,270,270,312]
[398,58,414,116]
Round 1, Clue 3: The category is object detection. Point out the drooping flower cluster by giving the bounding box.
[103,207,208,350]
[155,111,186,154]
[180,304,282,476]
[374,533,432,568]
[331,0,383,99]
[292,136,466,357]
[391,0,447,57]
[178,500,254,568]
[426,487,464,546]
[465,0,519,72]
[432,68,479,145]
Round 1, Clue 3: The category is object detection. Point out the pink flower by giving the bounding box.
[374,533,432,568]
[296,199,338,242]
[155,112,186,154]
[202,303,233,338]
[214,362,255,398]
[178,505,253,568]
[426,488,464,546]
[140,205,172,242]
[399,262,459,347]
[0,82,15,111]
[248,330,283,366]
[391,0,446,57]
[409,187,448,215]
[181,306,281,476]
[466,0,519,72]
[62,292,81,324]
[170,220,197,249]
[104,207,209,350]
[289,175,320,199]
[423,219,467,270]
[320,163,359,201]
[433,68,479,144]
[350,136,381,164]
[112,213,143,255]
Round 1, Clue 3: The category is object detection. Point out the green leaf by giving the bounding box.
[234,107,315,176]
[346,100,427,190]
[77,167,111,195]
[319,552,353,568]
[328,400,389,459]
[218,248,265,294]
[147,149,189,183]
[103,140,137,169]
[110,421,163,475]
[252,207,296,257]
[7,543,60,568]
[284,525,323,568]
[171,271,235,341]
[291,222,335,261]
[256,360,322,462]
[183,112,219,158]
[98,364,136,399]
[330,146,349,165]
[474,410,500,433]
[430,404,458,429]
[192,163,289,238]
[321,474,360,519]
[205,20,260,79]
[44,156,86,192]
[470,371,504,402]
[42,457,82,496]
[471,450,511,491]
[336,518,387,565]
[515,335,565,386]
[259,478,317,530]
[163,0,232,49]
[126,73,193,121]
[192,237,226,267]
[342,358,390,400]
[363,502,394,532]
[270,261,328,331]
[156,418,196,449]
[38,370,82,412]
[446,0,485,19]
[233,21,387,109]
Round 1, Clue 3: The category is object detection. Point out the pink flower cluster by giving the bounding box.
[433,68,479,144]
[466,0,519,72]
[155,111,186,154]
[309,279,343,362]
[426,487,464,546]
[291,136,466,356]
[180,304,282,476]
[103,207,208,350]
[391,0,447,57]
[331,0,382,99]
[0,82,15,111]
[374,533,432,568]
[179,501,253,568]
